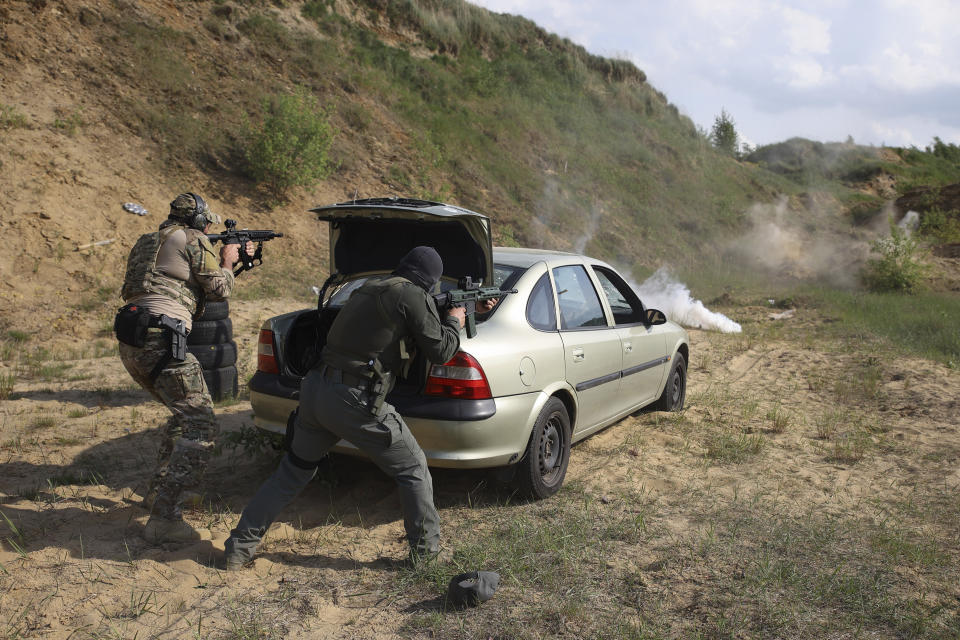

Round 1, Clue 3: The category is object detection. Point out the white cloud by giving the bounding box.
[780,6,831,55]
[776,56,831,89]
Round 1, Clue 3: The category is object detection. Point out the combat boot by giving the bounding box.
[143,517,202,544]
[222,552,252,571]
[142,490,202,511]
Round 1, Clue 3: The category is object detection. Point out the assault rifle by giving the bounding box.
[433,276,517,338]
[206,219,284,276]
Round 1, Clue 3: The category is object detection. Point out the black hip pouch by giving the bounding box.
[114,304,150,347]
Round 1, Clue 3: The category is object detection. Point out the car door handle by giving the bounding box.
[623,341,632,353]
[571,347,584,362]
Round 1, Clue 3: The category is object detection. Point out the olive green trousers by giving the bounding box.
[226,368,440,560]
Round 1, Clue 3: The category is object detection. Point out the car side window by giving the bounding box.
[592,266,645,325]
[552,265,607,330]
[526,273,557,331]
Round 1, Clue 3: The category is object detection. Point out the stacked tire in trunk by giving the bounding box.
[189,300,238,401]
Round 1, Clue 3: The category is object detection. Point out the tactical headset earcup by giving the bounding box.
[185,192,208,230]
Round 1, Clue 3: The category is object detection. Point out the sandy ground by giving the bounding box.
[1,301,958,638]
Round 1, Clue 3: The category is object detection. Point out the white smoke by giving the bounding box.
[898,210,920,235]
[727,195,873,289]
[631,267,742,333]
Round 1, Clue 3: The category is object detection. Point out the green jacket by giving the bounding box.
[321,275,460,392]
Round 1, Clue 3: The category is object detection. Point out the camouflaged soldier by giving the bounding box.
[115,192,254,544]
[223,246,491,569]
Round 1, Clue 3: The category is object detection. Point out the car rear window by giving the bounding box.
[526,273,557,331]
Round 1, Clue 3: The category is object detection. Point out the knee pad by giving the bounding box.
[284,409,325,470]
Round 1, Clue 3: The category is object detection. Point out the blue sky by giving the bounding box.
[470,0,960,149]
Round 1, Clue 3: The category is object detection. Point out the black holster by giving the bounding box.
[153,314,187,362]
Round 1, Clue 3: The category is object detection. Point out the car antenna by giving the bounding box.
[352,187,359,203]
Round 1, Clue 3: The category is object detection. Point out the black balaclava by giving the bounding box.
[393,246,444,292]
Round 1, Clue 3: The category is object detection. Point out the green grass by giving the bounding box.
[0,103,28,129]
[6,330,29,343]
[812,288,960,367]
[704,431,765,463]
[0,373,14,400]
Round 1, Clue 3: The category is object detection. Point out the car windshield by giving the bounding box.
[327,264,526,308]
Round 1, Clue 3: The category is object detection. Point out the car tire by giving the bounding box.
[515,397,571,500]
[653,352,686,412]
[203,365,238,402]
[187,318,233,345]
[189,341,237,369]
[196,300,229,322]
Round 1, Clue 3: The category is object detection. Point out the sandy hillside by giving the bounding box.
[1,303,958,638]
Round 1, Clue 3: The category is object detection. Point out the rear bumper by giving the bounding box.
[249,371,538,469]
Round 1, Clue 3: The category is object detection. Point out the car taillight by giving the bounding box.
[424,351,492,400]
[257,329,280,374]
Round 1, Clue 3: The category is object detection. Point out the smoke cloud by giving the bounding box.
[726,195,872,288]
[898,210,919,234]
[630,267,742,333]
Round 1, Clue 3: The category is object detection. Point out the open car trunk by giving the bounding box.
[310,198,494,285]
[282,306,431,398]
[271,199,497,400]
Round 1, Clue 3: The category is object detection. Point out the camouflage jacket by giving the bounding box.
[121,222,234,329]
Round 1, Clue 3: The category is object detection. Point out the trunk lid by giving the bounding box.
[310,198,494,285]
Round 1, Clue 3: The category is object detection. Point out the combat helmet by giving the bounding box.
[168,192,220,230]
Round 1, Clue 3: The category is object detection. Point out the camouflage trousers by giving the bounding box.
[119,328,219,520]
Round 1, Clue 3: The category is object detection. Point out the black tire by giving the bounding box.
[189,341,237,368]
[515,397,571,500]
[203,365,238,402]
[653,352,686,411]
[187,318,233,345]
[196,300,229,321]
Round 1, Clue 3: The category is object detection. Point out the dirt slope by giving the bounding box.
[0,0,390,343]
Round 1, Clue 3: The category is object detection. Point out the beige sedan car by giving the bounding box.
[250,198,689,498]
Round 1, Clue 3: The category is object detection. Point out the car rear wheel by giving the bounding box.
[653,352,686,411]
[516,397,571,500]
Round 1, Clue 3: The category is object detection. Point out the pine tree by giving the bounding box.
[710,109,739,157]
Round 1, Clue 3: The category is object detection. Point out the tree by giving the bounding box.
[710,108,739,156]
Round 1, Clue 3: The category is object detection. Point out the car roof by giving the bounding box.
[493,246,599,269]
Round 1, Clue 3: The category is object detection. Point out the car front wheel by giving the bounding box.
[653,352,686,411]
[516,397,571,500]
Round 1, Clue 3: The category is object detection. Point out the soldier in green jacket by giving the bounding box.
[116,192,253,544]
[224,246,488,568]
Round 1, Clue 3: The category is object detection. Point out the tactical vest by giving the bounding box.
[322,275,411,377]
[121,225,204,316]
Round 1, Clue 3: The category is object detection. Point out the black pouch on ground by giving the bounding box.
[113,304,150,347]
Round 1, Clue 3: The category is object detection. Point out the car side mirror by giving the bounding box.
[645,308,667,326]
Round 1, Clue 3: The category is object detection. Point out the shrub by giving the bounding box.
[0,104,28,130]
[242,88,337,200]
[861,224,929,293]
[918,207,960,244]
